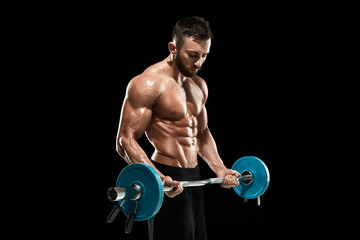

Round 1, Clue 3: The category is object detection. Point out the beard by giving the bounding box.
[174,54,201,77]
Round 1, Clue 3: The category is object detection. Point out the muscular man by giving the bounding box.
[116,16,240,240]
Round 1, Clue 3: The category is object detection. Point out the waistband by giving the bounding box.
[151,160,202,181]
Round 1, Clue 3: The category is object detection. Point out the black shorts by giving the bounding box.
[148,161,207,240]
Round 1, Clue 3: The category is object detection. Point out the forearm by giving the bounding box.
[197,127,227,174]
[117,136,147,163]
[117,136,166,179]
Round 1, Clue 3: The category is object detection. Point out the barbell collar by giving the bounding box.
[108,187,126,202]
[107,184,142,202]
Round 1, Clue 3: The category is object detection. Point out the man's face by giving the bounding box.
[175,37,211,77]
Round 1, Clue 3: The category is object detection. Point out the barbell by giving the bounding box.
[106,156,270,233]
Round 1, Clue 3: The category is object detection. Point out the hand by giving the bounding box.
[162,176,183,198]
[216,168,241,189]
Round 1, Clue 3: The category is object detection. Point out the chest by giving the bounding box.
[154,80,204,120]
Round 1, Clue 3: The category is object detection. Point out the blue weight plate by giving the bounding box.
[116,163,164,221]
[232,156,270,199]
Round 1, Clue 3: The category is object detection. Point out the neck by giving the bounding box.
[167,54,187,84]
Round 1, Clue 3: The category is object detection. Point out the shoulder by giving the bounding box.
[192,76,208,103]
[126,72,165,108]
[128,72,164,93]
[127,60,171,94]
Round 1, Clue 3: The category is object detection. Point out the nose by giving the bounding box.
[194,58,203,68]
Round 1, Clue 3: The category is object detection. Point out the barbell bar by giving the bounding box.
[108,171,254,202]
[106,156,270,233]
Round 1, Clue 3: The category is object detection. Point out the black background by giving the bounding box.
[2,5,360,235]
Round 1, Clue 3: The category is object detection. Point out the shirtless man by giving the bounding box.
[116,16,240,240]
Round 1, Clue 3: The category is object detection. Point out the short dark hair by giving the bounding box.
[172,16,213,49]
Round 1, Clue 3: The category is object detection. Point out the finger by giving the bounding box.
[231,170,241,178]
[175,184,183,194]
[223,175,239,187]
[165,191,177,198]
[165,184,183,198]
[222,184,232,189]
[231,175,239,186]
[221,176,232,188]
[162,176,173,186]
[172,180,182,187]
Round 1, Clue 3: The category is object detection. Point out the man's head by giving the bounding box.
[169,16,213,77]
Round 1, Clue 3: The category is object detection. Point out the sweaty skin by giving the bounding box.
[116,37,240,197]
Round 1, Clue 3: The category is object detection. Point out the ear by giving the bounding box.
[168,42,177,55]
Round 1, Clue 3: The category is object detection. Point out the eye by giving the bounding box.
[189,53,198,58]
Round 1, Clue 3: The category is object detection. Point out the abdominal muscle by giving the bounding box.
[147,115,199,168]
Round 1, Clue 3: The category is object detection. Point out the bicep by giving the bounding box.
[117,77,160,140]
[118,100,152,139]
